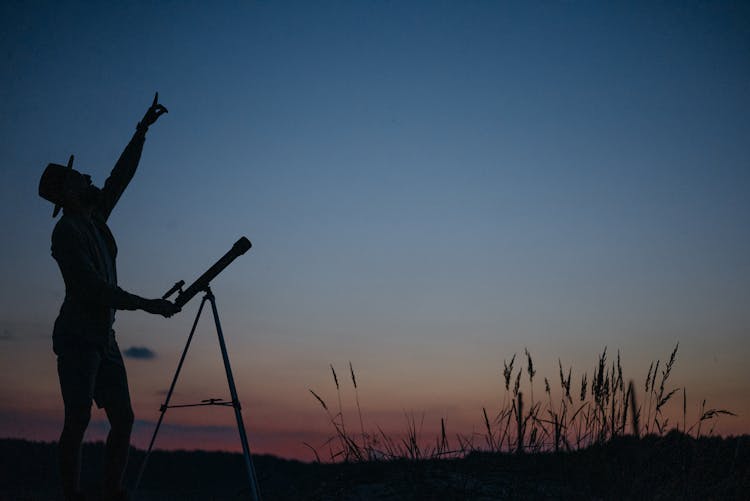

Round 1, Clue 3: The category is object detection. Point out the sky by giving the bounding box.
[1,1,748,460]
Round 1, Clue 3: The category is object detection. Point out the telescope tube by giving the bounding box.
[173,237,252,307]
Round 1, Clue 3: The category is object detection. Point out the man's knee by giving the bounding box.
[62,406,91,436]
[106,404,134,435]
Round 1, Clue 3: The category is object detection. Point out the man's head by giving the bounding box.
[39,162,102,216]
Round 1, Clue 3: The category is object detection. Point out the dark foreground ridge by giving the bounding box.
[1,432,748,500]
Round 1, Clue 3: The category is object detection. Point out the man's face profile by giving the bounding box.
[64,170,102,209]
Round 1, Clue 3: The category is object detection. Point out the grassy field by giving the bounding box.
[0,433,748,500]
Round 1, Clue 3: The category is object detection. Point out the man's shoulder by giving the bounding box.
[53,213,81,234]
[52,214,89,245]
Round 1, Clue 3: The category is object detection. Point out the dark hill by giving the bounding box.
[1,432,748,500]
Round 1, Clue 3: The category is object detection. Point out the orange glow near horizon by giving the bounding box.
[2,337,747,462]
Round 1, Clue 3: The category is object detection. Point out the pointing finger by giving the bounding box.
[152,92,159,107]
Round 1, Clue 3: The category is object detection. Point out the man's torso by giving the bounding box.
[52,212,119,351]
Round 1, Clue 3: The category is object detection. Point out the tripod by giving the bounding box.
[133,287,262,501]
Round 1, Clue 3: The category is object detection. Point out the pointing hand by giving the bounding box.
[138,92,169,130]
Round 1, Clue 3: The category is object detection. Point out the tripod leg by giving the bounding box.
[207,290,262,501]
[133,295,209,493]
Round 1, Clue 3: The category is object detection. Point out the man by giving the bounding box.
[38,94,181,501]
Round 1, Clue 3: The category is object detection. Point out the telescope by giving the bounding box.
[163,237,252,308]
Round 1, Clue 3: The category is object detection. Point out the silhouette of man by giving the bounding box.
[38,94,180,501]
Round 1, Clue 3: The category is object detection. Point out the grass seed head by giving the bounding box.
[525,348,536,382]
[310,389,328,411]
[330,364,339,390]
[503,354,517,391]
[349,361,357,389]
[580,373,588,402]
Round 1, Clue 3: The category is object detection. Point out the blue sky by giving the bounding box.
[1,1,748,458]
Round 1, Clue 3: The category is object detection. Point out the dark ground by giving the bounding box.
[1,432,748,500]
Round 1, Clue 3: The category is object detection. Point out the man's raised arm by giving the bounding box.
[97,93,168,221]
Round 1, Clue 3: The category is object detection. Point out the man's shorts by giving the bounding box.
[56,337,132,411]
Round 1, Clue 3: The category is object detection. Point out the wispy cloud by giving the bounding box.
[123,346,156,360]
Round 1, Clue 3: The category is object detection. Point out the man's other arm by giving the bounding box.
[52,222,178,316]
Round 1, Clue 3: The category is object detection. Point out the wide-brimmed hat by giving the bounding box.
[39,155,74,217]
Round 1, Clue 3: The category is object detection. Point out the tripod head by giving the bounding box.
[164,237,252,308]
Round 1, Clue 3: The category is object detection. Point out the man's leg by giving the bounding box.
[96,339,134,499]
[57,345,100,501]
[102,402,134,497]
[59,405,91,500]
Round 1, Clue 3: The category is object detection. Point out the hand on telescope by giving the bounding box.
[137,92,168,131]
[141,298,181,318]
